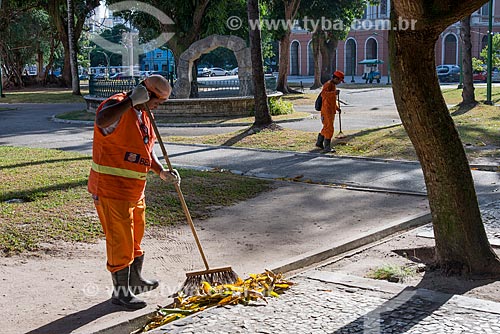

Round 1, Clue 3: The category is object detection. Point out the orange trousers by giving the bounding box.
[93,196,146,273]
[320,109,336,139]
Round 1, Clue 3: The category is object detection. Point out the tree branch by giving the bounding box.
[393,0,489,31]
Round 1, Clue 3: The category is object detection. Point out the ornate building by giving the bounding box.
[288,1,500,77]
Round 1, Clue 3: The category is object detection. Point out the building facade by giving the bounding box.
[289,0,500,77]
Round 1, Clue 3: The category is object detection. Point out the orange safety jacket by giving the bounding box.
[88,93,157,202]
[320,81,339,139]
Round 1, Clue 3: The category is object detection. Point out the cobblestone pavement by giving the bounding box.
[149,273,500,334]
[146,201,500,334]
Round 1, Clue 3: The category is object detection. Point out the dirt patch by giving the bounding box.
[322,226,500,303]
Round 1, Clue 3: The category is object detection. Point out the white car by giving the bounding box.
[208,67,230,76]
[197,67,210,77]
[230,67,238,75]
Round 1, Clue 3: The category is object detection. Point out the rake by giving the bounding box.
[335,89,346,139]
[143,103,239,296]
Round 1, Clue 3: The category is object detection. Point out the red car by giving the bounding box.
[473,71,486,82]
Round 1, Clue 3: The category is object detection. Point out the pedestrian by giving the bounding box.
[88,74,180,309]
[316,70,344,152]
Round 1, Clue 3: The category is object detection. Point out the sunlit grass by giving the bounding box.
[0,146,271,255]
[0,88,88,103]
[167,104,500,161]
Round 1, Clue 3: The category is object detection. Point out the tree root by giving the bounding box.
[248,122,283,134]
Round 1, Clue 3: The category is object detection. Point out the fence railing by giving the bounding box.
[88,76,139,98]
[88,75,277,98]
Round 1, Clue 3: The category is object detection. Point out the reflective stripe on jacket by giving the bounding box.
[88,93,157,201]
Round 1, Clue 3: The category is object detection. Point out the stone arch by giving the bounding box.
[171,35,252,98]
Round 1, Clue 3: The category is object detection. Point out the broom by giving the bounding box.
[335,89,346,139]
[143,103,239,296]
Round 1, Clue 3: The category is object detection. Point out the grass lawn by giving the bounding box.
[0,88,88,103]
[167,103,500,161]
[442,86,500,105]
[0,146,271,255]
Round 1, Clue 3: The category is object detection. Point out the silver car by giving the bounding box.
[208,67,230,76]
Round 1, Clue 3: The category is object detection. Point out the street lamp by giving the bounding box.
[0,52,5,98]
[458,39,463,89]
[486,0,493,105]
[351,56,355,83]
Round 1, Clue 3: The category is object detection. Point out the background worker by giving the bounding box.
[88,75,180,310]
[316,71,344,152]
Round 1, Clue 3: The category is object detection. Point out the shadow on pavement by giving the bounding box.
[25,300,126,334]
[332,251,498,333]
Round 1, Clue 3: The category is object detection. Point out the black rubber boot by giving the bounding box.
[323,139,336,153]
[130,254,159,294]
[316,133,325,149]
[111,266,147,309]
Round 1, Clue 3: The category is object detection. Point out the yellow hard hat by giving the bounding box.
[143,74,171,100]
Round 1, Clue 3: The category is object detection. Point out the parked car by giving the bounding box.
[437,65,460,82]
[473,70,486,82]
[109,72,140,80]
[197,67,210,77]
[208,67,230,76]
[230,67,239,75]
[492,69,500,82]
[92,73,106,79]
[149,70,169,78]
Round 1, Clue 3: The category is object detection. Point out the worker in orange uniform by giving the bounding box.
[88,75,180,310]
[316,70,344,152]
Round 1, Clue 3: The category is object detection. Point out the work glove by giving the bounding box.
[129,85,149,107]
[160,169,181,185]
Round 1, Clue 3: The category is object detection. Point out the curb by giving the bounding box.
[51,114,313,128]
[270,212,432,274]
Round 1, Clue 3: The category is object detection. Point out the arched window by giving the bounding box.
[290,41,300,75]
[444,34,458,65]
[307,41,314,76]
[345,39,357,76]
[481,35,488,54]
[366,38,378,60]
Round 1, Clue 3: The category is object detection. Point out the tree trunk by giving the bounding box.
[460,16,476,106]
[310,31,322,89]
[36,46,44,82]
[67,0,80,95]
[320,36,338,83]
[275,0,301,94]
[391,1,500,275]
[48,0,99,88]
[247,0,272,128]
[276,33,291,93]
[43,37,59,85]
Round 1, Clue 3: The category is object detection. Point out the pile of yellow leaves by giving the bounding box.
[135,270,294,333]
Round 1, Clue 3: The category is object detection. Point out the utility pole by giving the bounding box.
[486,0,493,105]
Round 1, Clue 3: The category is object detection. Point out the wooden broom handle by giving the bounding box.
[143,105,210,270]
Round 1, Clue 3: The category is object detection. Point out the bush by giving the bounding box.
[269,97,294,116]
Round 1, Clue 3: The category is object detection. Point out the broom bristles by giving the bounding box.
[177,267,239,296]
